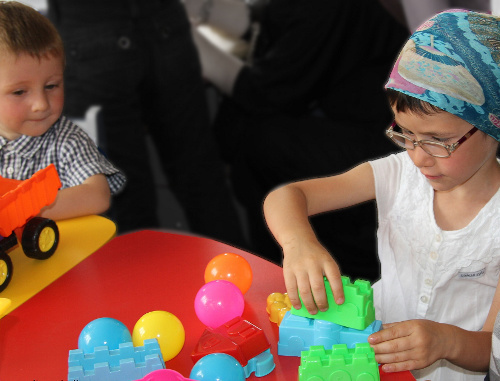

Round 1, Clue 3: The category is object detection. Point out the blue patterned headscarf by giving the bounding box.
[386,10,500,142]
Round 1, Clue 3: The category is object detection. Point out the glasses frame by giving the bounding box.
[386,121,478,158]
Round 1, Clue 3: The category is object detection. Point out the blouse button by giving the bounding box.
[420,295,429,303]
[435,234,442,242]
[430,251,438,260]
[6,167,14,175]
[425,278,432,286]
[117,36,131,50]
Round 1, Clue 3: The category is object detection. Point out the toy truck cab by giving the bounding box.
[0,164,62,292]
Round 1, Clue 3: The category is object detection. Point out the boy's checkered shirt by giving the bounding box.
[0,116,125,193]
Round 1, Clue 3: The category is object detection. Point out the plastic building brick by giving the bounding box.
[266,292,291,326]
[68,338,165,381]
[278,311,382,357]
[243,349,275,378]
[298,344,380,381]
[292,276,375,330]
[68,356,164,381]
[191,316,270,366]
[379,367,416,380]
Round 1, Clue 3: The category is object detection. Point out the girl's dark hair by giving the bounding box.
[387,88,442,115]
[0,1,64,63]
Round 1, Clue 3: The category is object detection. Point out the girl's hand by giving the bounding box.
[282,238,344,315]
[368,320,452,373]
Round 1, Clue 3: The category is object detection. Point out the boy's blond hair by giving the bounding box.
[0,1,64,62]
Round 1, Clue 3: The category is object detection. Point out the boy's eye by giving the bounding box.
[45,83,59,90]
[12,89,25,96]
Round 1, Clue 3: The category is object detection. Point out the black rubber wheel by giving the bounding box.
[0,251,13,292]
[21,217,59,260]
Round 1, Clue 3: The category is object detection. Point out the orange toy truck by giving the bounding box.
[0,164,62,292]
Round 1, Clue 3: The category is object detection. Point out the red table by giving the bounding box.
[0,230,300,380]
[0,230,414,380]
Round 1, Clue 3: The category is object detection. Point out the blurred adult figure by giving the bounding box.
[47,0,246,247]
[399,0,490,30]
[185,0,409,280]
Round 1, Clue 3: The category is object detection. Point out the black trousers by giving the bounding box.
[49,0,246,247]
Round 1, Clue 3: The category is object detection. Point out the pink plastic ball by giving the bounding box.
[194,280,244,328]
[140,369,192,381]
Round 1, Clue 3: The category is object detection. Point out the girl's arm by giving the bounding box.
[38,174,111,220]
[263,162,376,314]
[369,276,500,373]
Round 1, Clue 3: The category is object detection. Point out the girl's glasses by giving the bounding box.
[385,121,478,158]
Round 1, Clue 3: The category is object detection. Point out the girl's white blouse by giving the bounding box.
[370,152,500,381]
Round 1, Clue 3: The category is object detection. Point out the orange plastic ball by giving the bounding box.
[204,253,253,294]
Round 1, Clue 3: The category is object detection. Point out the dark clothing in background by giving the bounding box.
[214,0,409,280]
[48,0,246,247]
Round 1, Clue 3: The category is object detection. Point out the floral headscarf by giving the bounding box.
[386,10,500,142]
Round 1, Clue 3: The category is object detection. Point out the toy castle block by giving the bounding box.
[68,338,165,381]
[278,311,382,356]
[299,343,379,381]
[292,276,375,330]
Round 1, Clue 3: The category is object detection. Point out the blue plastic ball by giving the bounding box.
[78,317,132,353]
[190,353,245,381]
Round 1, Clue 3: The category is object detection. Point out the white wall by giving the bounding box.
[7,0,47,13]
[492,0,500,15]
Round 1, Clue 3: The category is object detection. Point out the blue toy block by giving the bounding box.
[292,276,375,330]
[278,311,382,357]
[243,349,275,378]
[298,344,380,381]
[68,338,165,381]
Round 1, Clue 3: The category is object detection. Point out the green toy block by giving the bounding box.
[291,276,375,330]
[298,343,380,381]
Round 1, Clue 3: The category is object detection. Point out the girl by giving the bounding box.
[263,10,500,380]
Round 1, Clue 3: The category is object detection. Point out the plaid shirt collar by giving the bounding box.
[0,123,57,159]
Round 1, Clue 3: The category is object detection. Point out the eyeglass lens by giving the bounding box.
[390,126,450,157]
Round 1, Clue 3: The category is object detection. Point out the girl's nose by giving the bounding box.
[410,145,435,168]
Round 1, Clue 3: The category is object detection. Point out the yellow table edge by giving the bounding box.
[0,214,116,316]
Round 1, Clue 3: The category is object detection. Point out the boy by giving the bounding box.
[0,2,125,220]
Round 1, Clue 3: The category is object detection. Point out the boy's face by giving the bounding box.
[0,51,64,141]
[392,106,499,193]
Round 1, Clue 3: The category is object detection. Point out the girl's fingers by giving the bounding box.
[379,359,418,373]
[283,270,301,310]
[309,274,328,312]
[369,321,409,345]
[324,265,344,305]
[296,275,318,314]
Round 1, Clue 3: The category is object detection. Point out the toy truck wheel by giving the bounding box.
[21,217,59,260]
[0,251,13,292]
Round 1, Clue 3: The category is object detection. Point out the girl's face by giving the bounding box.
[392,107,500,193]
[0,51,64,141]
